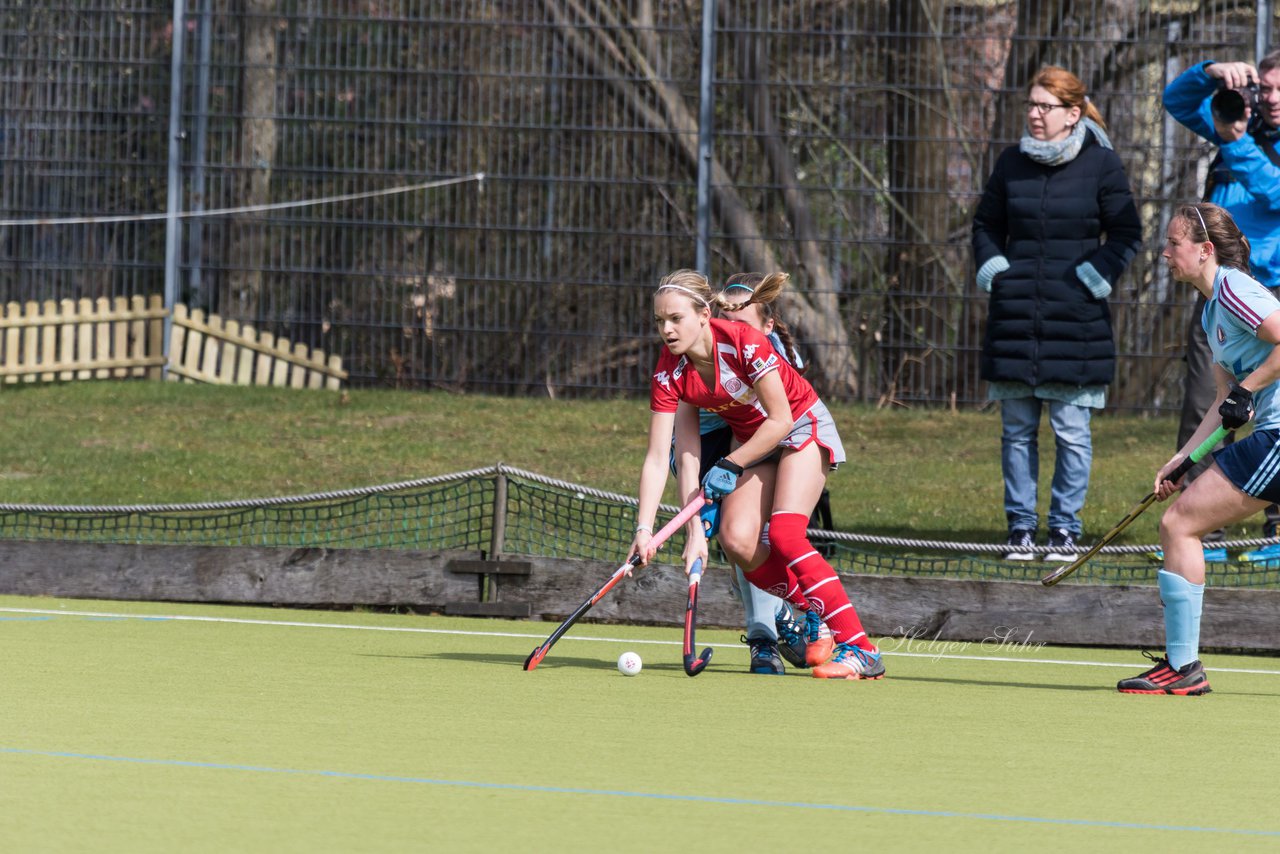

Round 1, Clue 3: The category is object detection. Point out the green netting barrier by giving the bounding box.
[3,465,1279,588]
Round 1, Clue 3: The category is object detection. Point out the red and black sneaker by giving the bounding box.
[1116,652,1212,696]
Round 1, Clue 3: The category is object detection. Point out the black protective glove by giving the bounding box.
[1219,384,1255,430]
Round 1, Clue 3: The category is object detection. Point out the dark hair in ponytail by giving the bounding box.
[715,272,805,372]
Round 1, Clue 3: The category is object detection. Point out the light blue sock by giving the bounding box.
[1158,569,1205,670]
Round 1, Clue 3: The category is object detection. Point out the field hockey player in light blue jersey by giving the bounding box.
[1118,202,1280,696]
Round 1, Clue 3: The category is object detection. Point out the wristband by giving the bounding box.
[713,457,744,475]
[635,524,653,534]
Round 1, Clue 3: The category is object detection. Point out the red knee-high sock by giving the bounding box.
[769,511,875,650]
[742,552,810,613]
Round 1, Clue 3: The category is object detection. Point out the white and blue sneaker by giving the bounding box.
[812,642,885,680]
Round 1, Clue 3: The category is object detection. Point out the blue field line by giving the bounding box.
[0,745,1275,838]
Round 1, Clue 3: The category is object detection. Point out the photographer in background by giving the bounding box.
[1163,54,1280,563]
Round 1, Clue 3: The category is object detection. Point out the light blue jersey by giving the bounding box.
[1203,265,1280,429]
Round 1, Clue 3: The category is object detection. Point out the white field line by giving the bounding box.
[3,605,1279,676]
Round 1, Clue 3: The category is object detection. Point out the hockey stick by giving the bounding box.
[523,494,706,671]
[1041,425,1231,587]
[682,557,713,676]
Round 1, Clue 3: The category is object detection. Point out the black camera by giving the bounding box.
[1211,82,1260,124]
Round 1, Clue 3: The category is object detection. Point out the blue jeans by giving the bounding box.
[1000,397,1093,535]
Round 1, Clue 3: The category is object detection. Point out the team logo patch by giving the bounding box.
[1216,326,1226,344]
[724,377,744,396]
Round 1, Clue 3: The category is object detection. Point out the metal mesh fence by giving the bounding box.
[0,1,1274,410]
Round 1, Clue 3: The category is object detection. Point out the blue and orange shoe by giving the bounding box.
[811,642,885,680]
[803,609,835,666]
[1116,652,1211,696]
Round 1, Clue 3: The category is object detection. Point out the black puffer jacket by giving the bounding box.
[972,134,1142,387]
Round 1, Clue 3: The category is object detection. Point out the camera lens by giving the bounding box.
[1211,88,1248,123]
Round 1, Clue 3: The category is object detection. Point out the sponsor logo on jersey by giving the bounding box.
[672,356,687,380]
[1217,326,1226,344]
[743,343,759,361]
[654,370,670,387]
[751,353,778,372]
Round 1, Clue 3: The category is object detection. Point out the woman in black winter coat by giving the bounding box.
[972,65,1143,562]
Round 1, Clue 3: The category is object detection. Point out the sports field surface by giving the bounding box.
[3,594,1277,853]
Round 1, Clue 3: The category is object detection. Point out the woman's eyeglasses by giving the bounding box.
[1025,100,1067,115]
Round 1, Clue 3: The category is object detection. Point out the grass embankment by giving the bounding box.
[0,381,1188,544]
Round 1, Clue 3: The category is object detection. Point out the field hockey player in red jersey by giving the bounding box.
[628,268,884,679]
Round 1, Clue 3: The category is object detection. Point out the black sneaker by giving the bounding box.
[773,609,809,669]
[1004,528,1036,561]
[1045,528,1077,562]
[1117,652,1211,696]
[743,635,785,675]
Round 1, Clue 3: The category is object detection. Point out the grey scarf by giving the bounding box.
[1020,118,1113,166]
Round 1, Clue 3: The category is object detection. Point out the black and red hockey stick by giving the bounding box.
[682,557,713,676]
[524,495,705,671]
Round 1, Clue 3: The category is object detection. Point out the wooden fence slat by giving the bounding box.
[2,302,18,385]
[271,338,291,387]
[23,302,39,383]
[217,320,239,384]
[111,296,129,378]
[200,313,222,383]
[146,294,164,380]
[184,309,207,384]
[255,332,274,385]
[92,297,110,379]
[167,303,188,382]
[235,324,256,385]
[291,342,309,389]
[40,300,58,382]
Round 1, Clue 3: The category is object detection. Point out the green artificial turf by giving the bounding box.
[2,595,1277,853]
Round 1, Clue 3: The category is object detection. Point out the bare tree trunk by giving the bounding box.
[222,0,279,321]
[881,0,952,406]
[540,0,859,398]
[722,2,857,397]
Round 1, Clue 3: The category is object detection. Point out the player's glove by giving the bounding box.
[701,457,744,501]
[1219,384,1255,430]
[699,501,720,539]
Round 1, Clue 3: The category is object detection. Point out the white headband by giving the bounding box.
[1191,205,1209,239]
[656,283,710,308]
